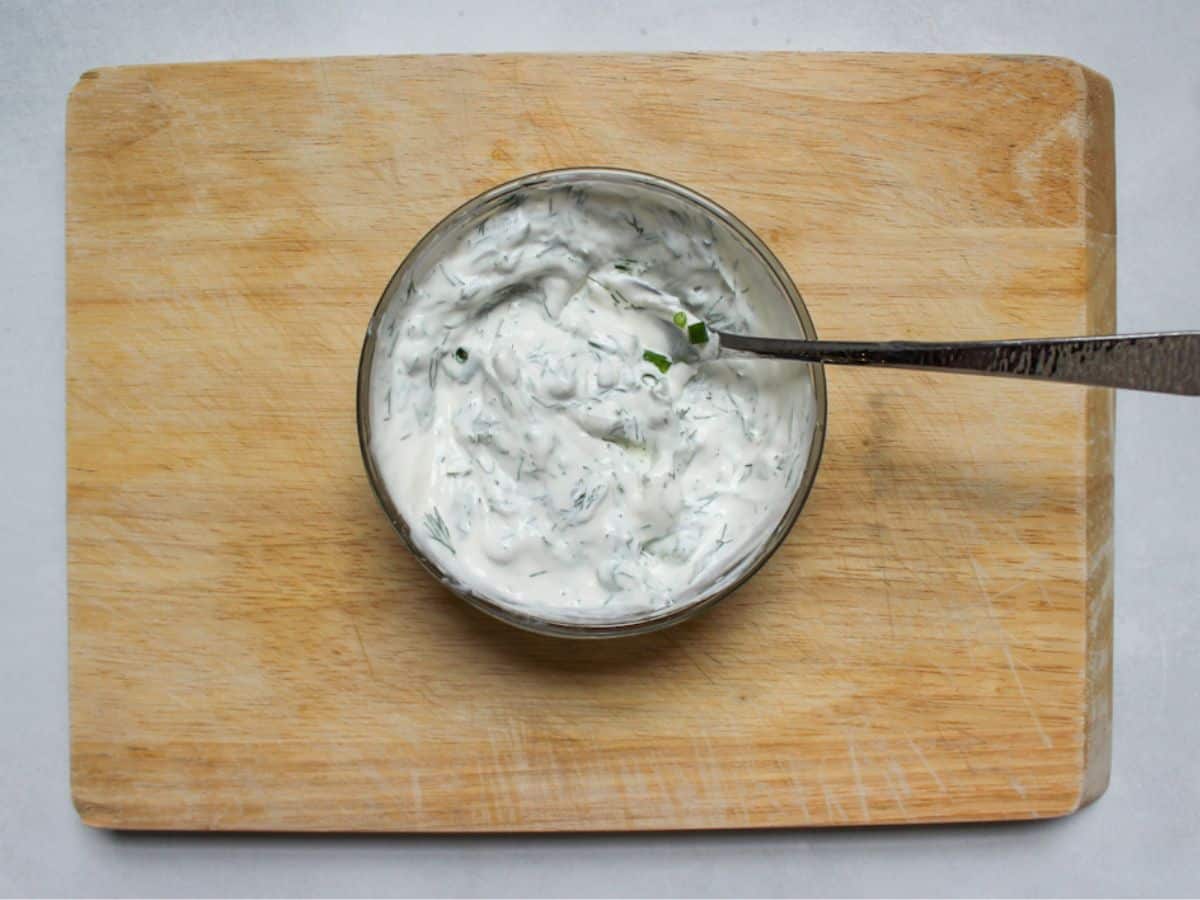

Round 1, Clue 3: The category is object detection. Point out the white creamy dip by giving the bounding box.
[368,175,817,627]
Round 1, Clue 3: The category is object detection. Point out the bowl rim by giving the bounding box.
[356,166,828,638]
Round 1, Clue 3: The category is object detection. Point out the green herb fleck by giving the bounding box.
[608,286,633,308]
[642,349,672,374]
[715,523,732,552]
[423,508,455,556]
[672,311,687,328]
[454,346,469,363]
[586,275,640,309]
[687,321,710,345]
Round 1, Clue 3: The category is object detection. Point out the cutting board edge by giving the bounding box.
[66,804,1085,833]
[1079,61,1116,810]
[64,50,1107,92]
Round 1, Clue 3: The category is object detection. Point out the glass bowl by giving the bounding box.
[356,168,827,638]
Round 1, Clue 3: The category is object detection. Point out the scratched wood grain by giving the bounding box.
[67,53,1115,830]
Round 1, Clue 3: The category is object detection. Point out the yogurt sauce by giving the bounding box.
[369,176,817,626]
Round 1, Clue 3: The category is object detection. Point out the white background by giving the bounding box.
[2,1,1199,896]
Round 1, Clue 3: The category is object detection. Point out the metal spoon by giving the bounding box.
[710,331,1200,396]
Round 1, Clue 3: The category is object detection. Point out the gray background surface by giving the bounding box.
[2,0,1198,896]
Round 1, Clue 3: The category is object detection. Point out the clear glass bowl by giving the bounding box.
[356,168,827,638]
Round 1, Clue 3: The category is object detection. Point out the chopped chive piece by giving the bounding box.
[687,321,710,345]
[642,349,672,374]
[672,311,687,328]
[454,347,469,363]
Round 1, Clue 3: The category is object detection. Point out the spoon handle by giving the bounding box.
[717,331,1200,396]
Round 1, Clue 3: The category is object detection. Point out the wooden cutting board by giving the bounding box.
[67,52,1115,830]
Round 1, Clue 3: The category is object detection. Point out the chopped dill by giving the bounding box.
[714,523,732,552]
[608,285,634,308]
[585,275,638,309]
[423,508,455,555]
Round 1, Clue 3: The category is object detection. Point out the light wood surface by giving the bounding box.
[67,52,1115,830]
